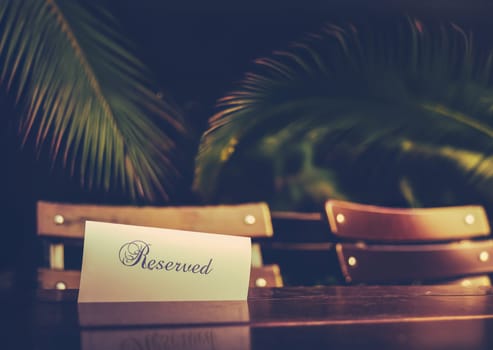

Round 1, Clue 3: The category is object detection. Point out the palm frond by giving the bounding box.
[0,0,187,202]
[194,18,493,211]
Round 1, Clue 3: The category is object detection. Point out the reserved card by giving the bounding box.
[78,221,252,303]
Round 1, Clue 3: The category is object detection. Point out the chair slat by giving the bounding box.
[336,240,493,283]
[38,266,283,289]
[326,200,490,242]
[37,201,273,239]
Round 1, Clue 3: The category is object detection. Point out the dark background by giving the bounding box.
[3,0,493,287]
[106,0,493,130]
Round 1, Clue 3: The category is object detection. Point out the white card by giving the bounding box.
[78,221,251,303]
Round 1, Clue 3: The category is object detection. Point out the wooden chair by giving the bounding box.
[37,201,283,290]
[324,199,493,285]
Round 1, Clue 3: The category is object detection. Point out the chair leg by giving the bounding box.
[251,243,264,267]
[49,243,65,270]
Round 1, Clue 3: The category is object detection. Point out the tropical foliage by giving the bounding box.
[0,0,188,203]
[194,19,493,211]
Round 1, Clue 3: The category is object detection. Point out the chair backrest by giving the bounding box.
[324,199,493,285]
[37,201,282,289]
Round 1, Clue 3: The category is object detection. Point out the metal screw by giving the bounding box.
[479,251,489,262]
[461,279,472,287]
[255,278,267,287]
[348,256,357,267]
[55,281,67,290]
[464,214,475,225]
[244,215,256,225]
[336,213,345,224]
[53,214,64,225]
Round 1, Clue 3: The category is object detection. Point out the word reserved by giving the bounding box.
[119,240,213,274]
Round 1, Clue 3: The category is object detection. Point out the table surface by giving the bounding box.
[4,285,493,349]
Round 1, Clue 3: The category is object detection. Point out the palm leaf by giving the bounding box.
[194,18,493,211]
[0,0,187,202]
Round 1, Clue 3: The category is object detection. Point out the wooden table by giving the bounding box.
[3,285,493,349]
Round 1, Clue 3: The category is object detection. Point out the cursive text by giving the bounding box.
[118,240,213,275]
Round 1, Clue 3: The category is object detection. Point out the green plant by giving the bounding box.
[0,0,188,202]
[194,19,493,211]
